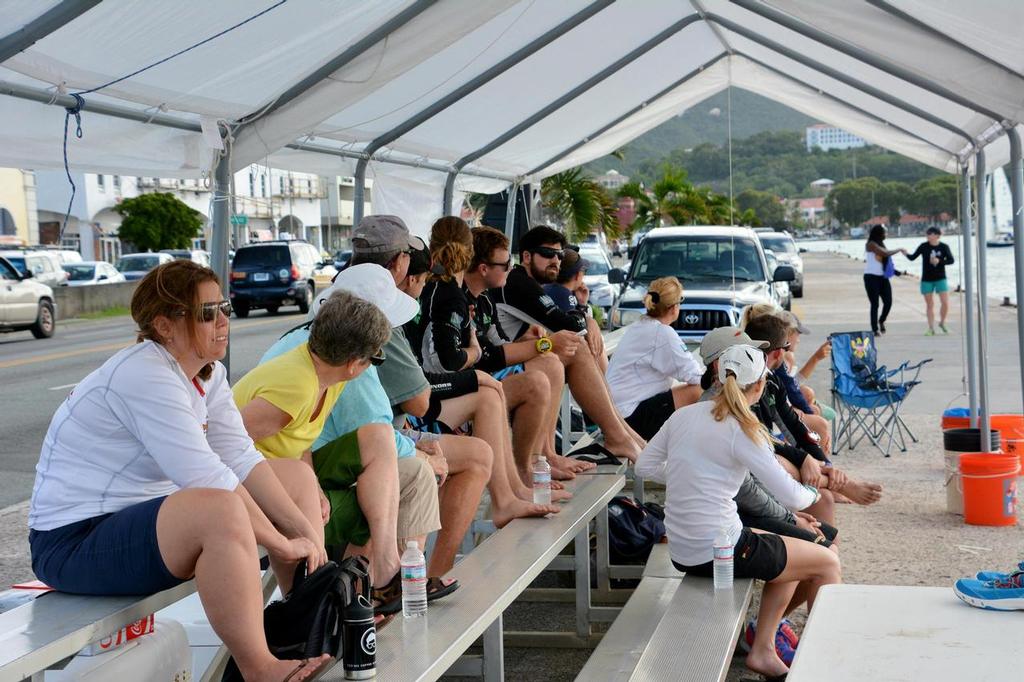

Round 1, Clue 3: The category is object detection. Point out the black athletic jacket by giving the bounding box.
[409,279,470,373]
[905,241,954,281]
[753,372,828,465]
[464,286,511,373]
[489,265,586,339]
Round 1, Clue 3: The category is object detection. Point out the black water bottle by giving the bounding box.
[342,593,376,679]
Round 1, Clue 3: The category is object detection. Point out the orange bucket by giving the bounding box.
[991,414,1024,473]
[942,415,970,430]
[959,453,1020,526]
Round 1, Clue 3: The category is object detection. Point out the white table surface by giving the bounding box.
[789,584,1024,682]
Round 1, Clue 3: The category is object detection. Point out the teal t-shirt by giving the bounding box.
[260,329,415,458]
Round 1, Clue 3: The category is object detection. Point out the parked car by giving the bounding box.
[0,250,69,288]
[333,249,353,270]
[116,252,174,281]
[763,249,792,311]
[160,249,211,267]
[229,240,323,317]
[63,261,127,286]
[578,245,617,317]
[53,249,83,265]
[607,226,794,343]
[0,255,56,338]
[757,230,804,297]
[628,229,648,258]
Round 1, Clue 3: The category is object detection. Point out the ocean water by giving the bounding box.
[800,236,1021,305]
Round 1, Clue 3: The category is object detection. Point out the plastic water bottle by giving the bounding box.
[532,455,552,504]
[713,526,734,590]
[400,541,427,618]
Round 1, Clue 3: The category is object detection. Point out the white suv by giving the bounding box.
[0,256,57,338]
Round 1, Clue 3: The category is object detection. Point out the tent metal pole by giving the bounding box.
[729,0,1007,122]
[443,172,456,216]
[450,13,702,177]
[0,0,103,63]
[525,53,728,178]
[353,158,369,225]
[1008,128,1024,416]
[283,142,512,183]
[706,14,975,144]
[211,129,233,377]
[975,149,990,450]
[236,0,437,123]
[961,165,979,426]
[352,0,614,221]
[504,184,519,242]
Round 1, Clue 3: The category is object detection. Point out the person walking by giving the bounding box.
[863,224,906,335]
[905,226,955,335]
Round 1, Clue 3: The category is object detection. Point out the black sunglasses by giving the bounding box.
[369,348,386,366]
[485,257,512,270]
[769,342,792,352]
[179,300,232,322]
[532,246,564,260]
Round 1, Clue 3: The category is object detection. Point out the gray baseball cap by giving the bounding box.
[352,215,417,254]
[700,326,770,364]
[779,310,810,335]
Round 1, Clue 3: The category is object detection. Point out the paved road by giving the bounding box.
[0,309,307,508]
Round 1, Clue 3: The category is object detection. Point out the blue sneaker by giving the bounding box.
[954,573,1024,611]
[976,562,1024,582]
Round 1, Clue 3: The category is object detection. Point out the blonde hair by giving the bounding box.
[643,276,683,317]
[711,373,771,446]
[429,216,473,282]
[738,302,779,330]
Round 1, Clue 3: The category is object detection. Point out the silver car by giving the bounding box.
[757,231,804,297]
[578,245,617,315]
[0,250,69,288]
[0,256,56,338]
[63,261,127,286]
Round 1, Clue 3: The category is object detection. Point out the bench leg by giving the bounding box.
[633,473,646,505]
[574,528,592,638]
[482,613,504,682]
[594,504,611,594]
[560,390,572,454]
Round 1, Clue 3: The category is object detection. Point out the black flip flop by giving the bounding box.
[567,442,622,466]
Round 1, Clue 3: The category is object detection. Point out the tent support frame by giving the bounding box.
[352,0,615,225]
[0,0,103,63]
[961,165,979,426]
[975,149,990,449]
[1008,129,1024,417]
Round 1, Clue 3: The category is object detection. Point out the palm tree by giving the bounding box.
[540,167,618,242]
[619,164,736,231]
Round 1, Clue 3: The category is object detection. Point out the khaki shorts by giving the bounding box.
[396,456,441,539]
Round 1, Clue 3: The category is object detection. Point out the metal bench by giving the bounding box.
[335,472,626,681]
[576,544,754,682]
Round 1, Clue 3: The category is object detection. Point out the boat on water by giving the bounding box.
[986,232,1014,248]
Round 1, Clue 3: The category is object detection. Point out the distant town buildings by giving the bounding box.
[805,124,867,152]
[809,178,834,193]
[795,197,827,227]
[595,169,629,191]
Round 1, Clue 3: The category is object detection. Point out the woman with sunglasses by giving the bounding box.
[29,261,334,682]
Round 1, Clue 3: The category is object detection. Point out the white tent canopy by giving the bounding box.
[3,0,1024,189]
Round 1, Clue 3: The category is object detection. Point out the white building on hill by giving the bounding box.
[806,124,867,152]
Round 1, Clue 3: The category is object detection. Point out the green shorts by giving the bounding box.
[920,279,949,295]
[312,430,369,547]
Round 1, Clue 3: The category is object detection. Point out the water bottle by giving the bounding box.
[401,540,428,618]
[342,592,376,679]
[713,526,734,590]
[532,455,552,504]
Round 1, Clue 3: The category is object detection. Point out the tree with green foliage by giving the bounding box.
[910,175,959,218]
[618,163,736,231]
[826,177,883,226]
[540,168,618,242]
[115,192,203,252]
[736,189,785,226]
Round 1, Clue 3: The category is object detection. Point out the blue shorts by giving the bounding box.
[920,279,949,295]
[492,363,525,381]
[29,496,185,596]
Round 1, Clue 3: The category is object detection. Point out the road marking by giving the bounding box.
[0,317,293,370]
[48,382,79,391]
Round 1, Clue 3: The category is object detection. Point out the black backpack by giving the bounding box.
[607,496,666,564]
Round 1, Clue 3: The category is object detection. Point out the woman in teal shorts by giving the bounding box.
[906,226,955,335]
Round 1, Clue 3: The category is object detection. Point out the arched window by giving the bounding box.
[0,208,16,236]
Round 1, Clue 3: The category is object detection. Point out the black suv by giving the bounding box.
[229,241,323,317]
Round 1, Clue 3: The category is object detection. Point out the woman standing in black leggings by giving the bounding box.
[863,225,906,335]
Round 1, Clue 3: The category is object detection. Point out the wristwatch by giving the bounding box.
[535,336,553,354]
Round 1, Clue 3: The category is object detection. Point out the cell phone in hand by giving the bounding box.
[576,328,588,337]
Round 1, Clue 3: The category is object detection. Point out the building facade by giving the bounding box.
[594,169,629,191]
[805,124,867,152]
[0,168,39,245]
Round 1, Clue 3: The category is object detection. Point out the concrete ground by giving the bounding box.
[3,252,1023,680]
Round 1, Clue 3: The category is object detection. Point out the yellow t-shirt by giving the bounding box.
[232,342,346,460]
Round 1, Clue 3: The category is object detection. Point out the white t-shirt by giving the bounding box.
[634,401,817,566]
[30,341,265,531]
[606,316,704,416]
[864,246,885,276]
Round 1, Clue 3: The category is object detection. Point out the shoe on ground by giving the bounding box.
[925,328,935,336]
[976,562,1024,582]
[739,618,798,665]
[939,322,949,334]
[954,574,1024,611]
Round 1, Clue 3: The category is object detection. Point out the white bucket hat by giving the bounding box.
[717,344,768,386]
[311,263,417,328]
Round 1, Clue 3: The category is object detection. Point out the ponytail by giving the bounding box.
[711,373,771,446]
[430,240,472,282]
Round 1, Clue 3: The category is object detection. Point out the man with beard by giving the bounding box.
[489,226,644,461]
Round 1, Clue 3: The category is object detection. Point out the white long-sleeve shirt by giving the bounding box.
[606,316,704,416]
[30,341,265,531]
[634,401,817,566]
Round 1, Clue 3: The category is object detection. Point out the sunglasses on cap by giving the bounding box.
[531,246,564,260]
[369,348,386,366]
[179,300,232,323]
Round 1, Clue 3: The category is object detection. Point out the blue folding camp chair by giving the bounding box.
[829,330,931,457]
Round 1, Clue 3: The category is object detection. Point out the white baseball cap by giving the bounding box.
[717,344,768,386]
[311,263,417,327]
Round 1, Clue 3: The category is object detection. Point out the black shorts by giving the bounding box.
[672,528,789,582]
[624,390,676,441]
[424,370,478,402]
